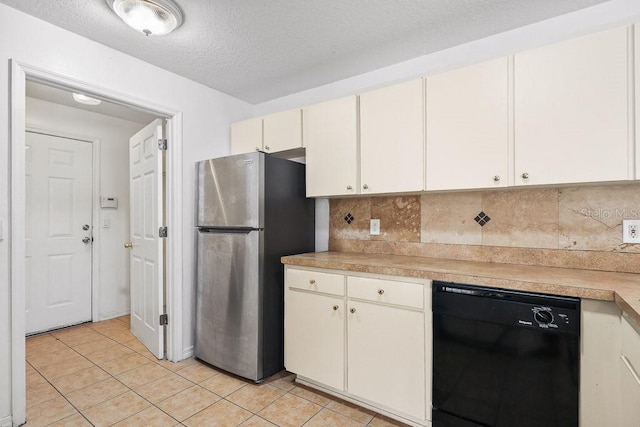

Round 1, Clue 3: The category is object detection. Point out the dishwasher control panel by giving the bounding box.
[523,306,573,330]
[433,281,580,336]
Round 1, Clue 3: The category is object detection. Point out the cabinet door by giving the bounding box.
[347,301,425,420]
[263,109,302,153]
[426,58,509,190]
[620,358,640,426]
[360,79,424,194]
[231,117,262,155]
[304,96,358,197]
[514,26,629,186]
[285,289,344,390]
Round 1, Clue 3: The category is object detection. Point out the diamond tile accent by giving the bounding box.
[344,213,355,224]
[474,211,491,227]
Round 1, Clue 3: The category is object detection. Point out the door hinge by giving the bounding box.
[159,226,168,238]
[158,139,168,151]
[159,314,168,326]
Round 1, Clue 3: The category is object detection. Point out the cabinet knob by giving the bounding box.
[346,185,352,190]
[493,175,500,182]
[332,305,339,311]
[362,184,369,190]
[349,307,356,314]
[255,147,260,151]
[309,279,316,285]
[264,145,270,151]
[521,172,529,180]
[377,289,385,295]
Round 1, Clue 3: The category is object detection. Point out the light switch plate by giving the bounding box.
[370,219,380,236]
[622,219,640,244]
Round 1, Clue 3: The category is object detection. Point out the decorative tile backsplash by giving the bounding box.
[329,183,640,273]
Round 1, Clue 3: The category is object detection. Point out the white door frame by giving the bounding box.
[10,60,185,426]
[25,126,101,327]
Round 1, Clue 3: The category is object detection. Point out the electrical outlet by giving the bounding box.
[622,219,640,244]
[370,219,380,236]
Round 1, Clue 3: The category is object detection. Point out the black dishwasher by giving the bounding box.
[432,281,580,427]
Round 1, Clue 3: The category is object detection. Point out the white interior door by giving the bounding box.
[129,119,165,359]
[25,131,93,334]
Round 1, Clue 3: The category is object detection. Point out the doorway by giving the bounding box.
[24,81,160,336]
[10,60,185,426]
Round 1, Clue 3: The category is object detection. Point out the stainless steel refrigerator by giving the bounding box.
[195,152,315,382]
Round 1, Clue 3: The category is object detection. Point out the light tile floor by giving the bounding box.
[26,316,407,427]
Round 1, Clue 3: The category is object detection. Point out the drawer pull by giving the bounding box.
[349,308,356,314]
[332,305,339,311]
[377,289,385,295]
[309,279,316,285]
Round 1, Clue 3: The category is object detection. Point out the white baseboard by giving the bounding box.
[97,310,130,322]
[182,345,194,360]
[0,414,12,427]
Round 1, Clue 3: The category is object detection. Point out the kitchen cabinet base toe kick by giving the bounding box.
[294,376,431,427]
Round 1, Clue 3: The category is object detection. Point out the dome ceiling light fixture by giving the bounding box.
[72,93,102,106]
[106,0,184,36]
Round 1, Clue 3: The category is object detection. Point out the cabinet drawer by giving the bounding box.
[347,276,424,309]
[287,268,344,296]
[622,316,640,375]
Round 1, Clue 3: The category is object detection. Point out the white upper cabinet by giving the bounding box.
[230,117,262,155]
[263,108,303,153]
[359,79,424,194]
[514,26,630,186]
[303,96,358,197]
[426,57,509,190]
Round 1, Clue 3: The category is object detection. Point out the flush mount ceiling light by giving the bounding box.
[106,0,183,36]
[72,93,102,106]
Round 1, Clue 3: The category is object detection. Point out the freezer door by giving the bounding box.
[195,228,262,380]
[196,152,263,228]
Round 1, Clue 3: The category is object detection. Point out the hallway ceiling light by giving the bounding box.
[72,93,102,106]
[107,0,184,36]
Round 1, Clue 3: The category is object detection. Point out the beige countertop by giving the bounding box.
[282,251,640,325]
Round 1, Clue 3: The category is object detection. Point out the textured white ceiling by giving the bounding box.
[1,0,609,103]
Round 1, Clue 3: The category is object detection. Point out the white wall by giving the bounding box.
[26,97,146,321]
[0,4,252,424]
[254,0,640,115]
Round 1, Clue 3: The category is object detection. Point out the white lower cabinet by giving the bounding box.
[620,357,640,426]
[284,266,431,426]
[620,316,640,426]
[347,300,426,420]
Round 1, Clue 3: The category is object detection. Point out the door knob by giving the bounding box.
[124,242,133,249]
[82,237,92,244]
